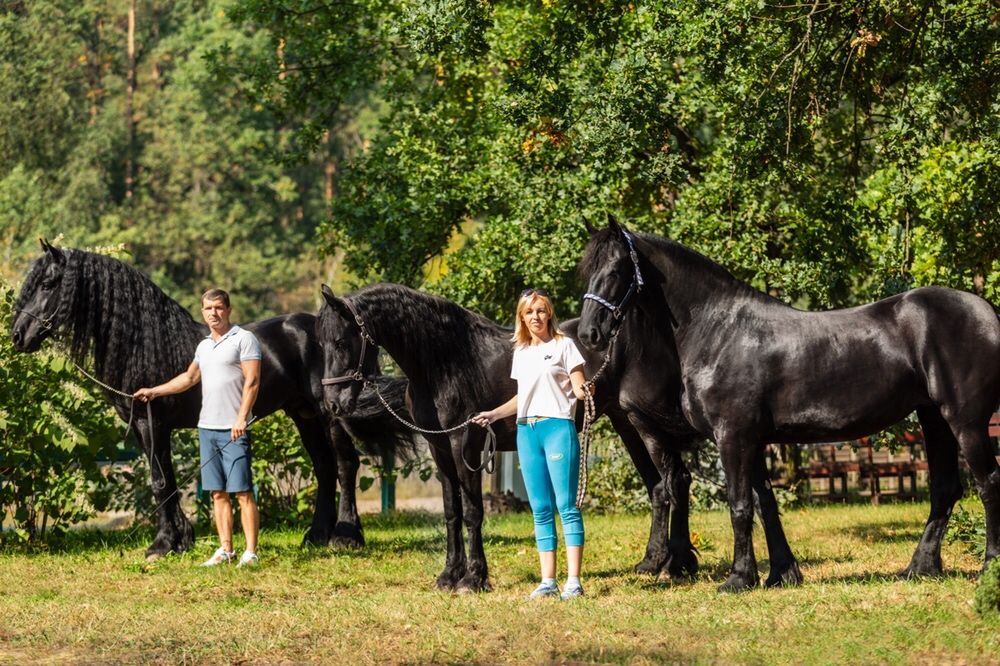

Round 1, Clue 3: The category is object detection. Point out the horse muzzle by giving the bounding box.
[10,318,45,353]
[322,384,358,416]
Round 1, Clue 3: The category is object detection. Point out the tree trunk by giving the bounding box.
[124,0,136,209]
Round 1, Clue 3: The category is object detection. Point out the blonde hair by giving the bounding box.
[511,290,564,347]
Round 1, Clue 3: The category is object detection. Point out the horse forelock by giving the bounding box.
[42,249,201,388]
[578,227,626,282]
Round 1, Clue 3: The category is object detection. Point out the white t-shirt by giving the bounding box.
[193,325,262,429]
[510,335,586,420]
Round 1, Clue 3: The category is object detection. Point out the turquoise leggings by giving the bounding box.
[516,418,585,552]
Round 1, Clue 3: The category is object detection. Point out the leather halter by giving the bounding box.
[320,298,378,386]
[14,307,55,330]
[583,229,644,320]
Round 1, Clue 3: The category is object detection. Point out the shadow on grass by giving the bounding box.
[840,519,924,543]
[816,568,979,585]
[562,644,696,664]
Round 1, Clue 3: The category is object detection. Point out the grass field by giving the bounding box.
[0,501,997,665]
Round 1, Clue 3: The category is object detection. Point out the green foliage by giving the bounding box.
[0,279,125,543]
[247,412,316,528]
[946,500,987,559]
[582,420,648,514]
[212,0,998,318]
[0,0,337,318]
[975,557,1000,619]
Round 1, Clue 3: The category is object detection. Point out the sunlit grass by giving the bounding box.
[0,501,997,664]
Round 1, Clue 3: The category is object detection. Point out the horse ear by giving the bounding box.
[321,284,338,306]
[39,238,65,264]
[584,217,598,235]
[606,213,623,235]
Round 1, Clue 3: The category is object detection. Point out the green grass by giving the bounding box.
[1,502,998,664]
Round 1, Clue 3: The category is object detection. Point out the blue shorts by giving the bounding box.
[199,428,253,493]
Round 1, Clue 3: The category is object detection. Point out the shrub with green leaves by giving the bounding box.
[974,557,1000,619]
[583,420,650,515]
[946,501,987,560]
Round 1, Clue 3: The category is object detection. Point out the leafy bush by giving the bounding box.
[975,557,1000,619]
[0,280,126,543]
[582,421,650,515]
[946,500,987,559]
[248,412,317,528]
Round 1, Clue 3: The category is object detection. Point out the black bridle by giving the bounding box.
[320,298,378,387]
[14,307,55,331]
[583,228,644,320]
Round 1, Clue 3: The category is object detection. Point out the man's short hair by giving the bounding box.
[201,288,231,308]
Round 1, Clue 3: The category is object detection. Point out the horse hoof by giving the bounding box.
[301,530,329,547]
[765,562,803,588]
[899,561,943,579]
[328,535,364,549]
[145,552,164,563]
[455,575,491,594]
[666,551,699,579]
[634,557,666,575]
[717,573,758,593]
[436,569,464,590]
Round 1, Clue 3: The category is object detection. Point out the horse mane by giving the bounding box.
[579,228,769,305]
[348,283,512,403]
[18,249,204,390]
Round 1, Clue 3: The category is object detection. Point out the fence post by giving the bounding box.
[381,450,396,513]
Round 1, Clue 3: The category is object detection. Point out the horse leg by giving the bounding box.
[452,431,491,593]
[607,410,671,575]
[427,435,467,590]
[663,450,699,578]
[288,411,341,547]
[329,419,365,548]
[717,433,760,593]
[902,406,963,578]
[949,419,1000,571]
[142,422,194,559]
[751,451,801,587]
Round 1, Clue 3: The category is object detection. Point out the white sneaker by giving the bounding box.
[236,551,259,568]
[200,547,235,567]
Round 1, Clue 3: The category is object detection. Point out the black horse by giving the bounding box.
[10,242,418,558]
[317,282,704,590]
[578,219,1000,591]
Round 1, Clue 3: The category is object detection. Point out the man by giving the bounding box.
[134,288,262,567]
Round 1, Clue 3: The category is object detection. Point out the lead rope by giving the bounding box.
[69,360,167,491]
[575,332,619,509]
[365,378,497,474]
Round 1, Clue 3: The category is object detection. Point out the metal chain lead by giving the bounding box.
[365,378,497,474]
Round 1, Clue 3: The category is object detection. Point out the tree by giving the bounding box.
[216,0,998,316]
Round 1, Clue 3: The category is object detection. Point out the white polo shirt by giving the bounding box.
[193,325,261,429]
[510,335,586,420]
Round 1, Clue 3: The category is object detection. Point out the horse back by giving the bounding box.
[243,313,323,418]
[681,285,1000,440]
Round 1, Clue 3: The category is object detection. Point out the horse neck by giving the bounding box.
[642,239,757,333]
[66,254,203,389]
[350,285,503,386]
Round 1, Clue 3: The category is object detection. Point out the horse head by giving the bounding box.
[578,215,644,352]
[11,240,69,353]
[317,284,380,416]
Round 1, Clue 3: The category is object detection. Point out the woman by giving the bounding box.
[473,289,588,600]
